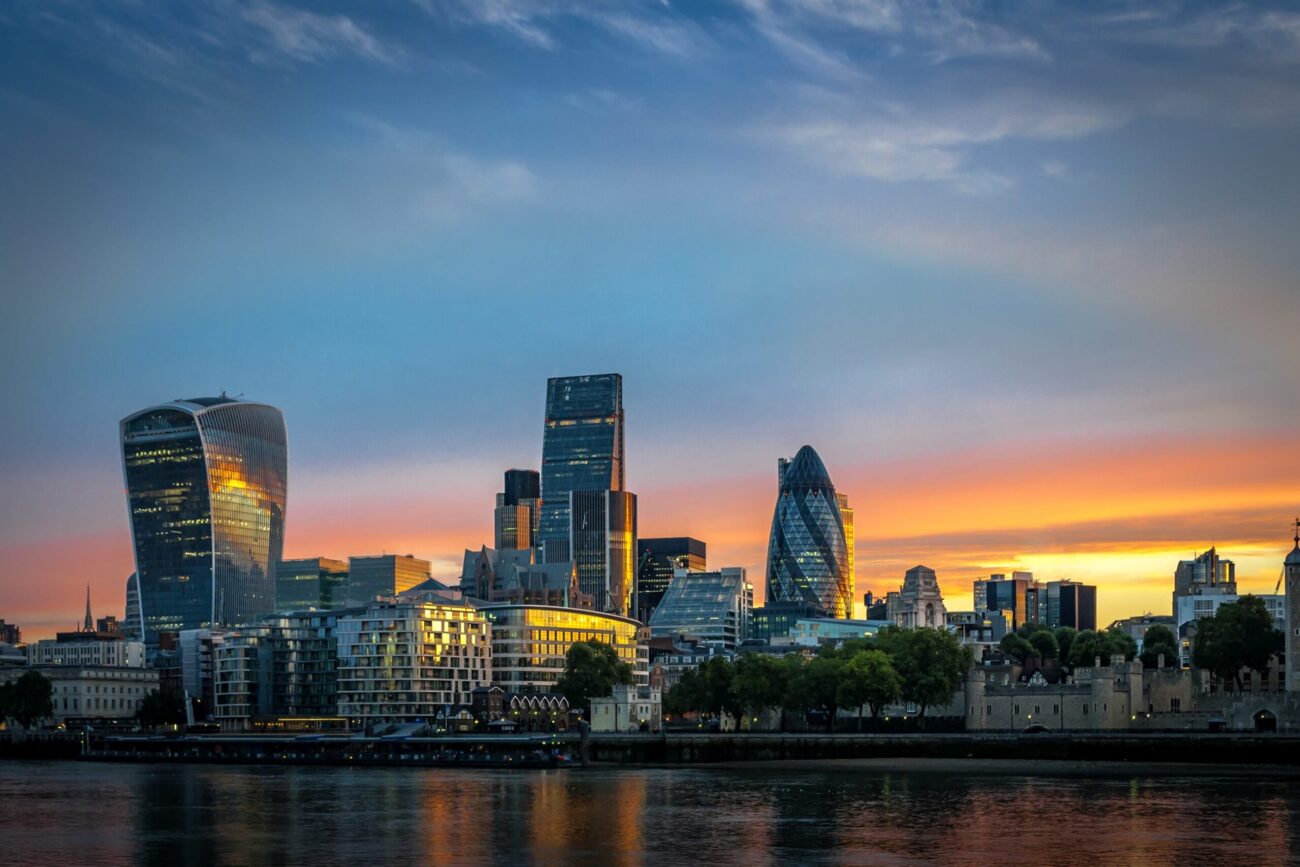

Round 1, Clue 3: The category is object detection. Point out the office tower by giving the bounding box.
[481,603,648,695]
[346,555,431,606]
[1285,520,1300,692]
[96,616,123,636]
[276,557,349,612]
[495,469,540,551]
[0,620,20,645]
[570,490,637,616]
[649,567,751,650]
[124,573,142,642]
[976,572,1037,628]
[836,492,856,612]
[1173,547,1236,617]
[636,537,706,623]
[120,396,288,645]
[765,445,851,619]
[1046,580,1097,631]
[538,374,624,563]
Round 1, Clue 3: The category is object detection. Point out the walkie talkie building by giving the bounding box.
[120,396,288,645]
[765,444,851,619]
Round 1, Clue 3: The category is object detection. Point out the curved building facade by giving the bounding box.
[479,604,648,694]
[765,445,851,619]
[120,397,288,644]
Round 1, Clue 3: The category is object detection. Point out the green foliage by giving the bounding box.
[1053,627,1077,665]
[1028,630,1059,660]
[136,688,187,728]
[555,640,634,712]
[1139,624,1178,669]
[0,671,54,729]
[998,633,1035,664]
[1067,628,1137,669]
[878,627,973,717]
[802,655,845,719]
[1191,596,1284,690]
[836,649,902,720]
[733,653,788,721]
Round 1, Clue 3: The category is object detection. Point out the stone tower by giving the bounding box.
[1285,519,1300,693]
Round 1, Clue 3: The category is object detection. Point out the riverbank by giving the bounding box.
[702,756,1300,777]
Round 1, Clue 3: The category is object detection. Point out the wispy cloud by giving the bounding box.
[239,1,398,66]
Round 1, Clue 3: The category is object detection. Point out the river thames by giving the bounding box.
[4,760,1297,865]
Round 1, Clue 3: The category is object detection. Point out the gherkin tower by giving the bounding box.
[765,445,851,619]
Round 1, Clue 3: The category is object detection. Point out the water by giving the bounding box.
[3,760,1297,865]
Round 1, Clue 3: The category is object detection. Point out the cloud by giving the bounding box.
[762,91,1122,189]
[239,1,398,66]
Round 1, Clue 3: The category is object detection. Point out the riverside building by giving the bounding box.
[478,604,648,695]
[120,396,288,645]
[765,445,852,619]
[648,567,752,650]
[276,557,348,612]
[336,601,490,724]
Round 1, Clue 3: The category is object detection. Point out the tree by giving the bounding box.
[733,653,787,728]
[1192,596,1284,691]
[837,649,902,726]
[1105,628,1138,661]
[999,633,1035,664]
[136,688,187,728]
[881,627,974,719]
[802,655,845,728]
[0,671,54,729]
[1028,629,1059,661]
[555,640,633,713]
[1139,625,1178,669]
[664,667,705,717]
[1053,627,1077,667]
[698,656,741,722]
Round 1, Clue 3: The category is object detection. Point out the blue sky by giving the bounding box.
[2,0,1299,635]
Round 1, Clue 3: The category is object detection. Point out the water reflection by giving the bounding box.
[2,762,1297,865]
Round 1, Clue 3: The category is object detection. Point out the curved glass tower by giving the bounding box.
[120,397,287,644]
[765,445,851,619]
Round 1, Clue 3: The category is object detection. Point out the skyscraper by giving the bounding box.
[570,489,637,616]
[649,567,751,649]
[765,445,851,619]
[636,537,706,623]
[1173,547,1237,617]
[495,468,540,551]
[120,397,288,645]
[538,374,624,563]
[836,491,855,614]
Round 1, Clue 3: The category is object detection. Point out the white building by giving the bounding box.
[3,665,158,723]
[336,601,491,724]
[590,684,662,733]
[886,565,947,629]
[27,635,146,668]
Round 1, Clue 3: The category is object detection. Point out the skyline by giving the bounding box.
[4,374,1298,639]
[3,1,1299,638]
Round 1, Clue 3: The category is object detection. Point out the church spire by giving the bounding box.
[83,584,93,632]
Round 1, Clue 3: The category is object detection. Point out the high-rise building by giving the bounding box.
[124,573,142,642]
[1173,547,1236,617]
[1046,580,1097,631]
[120,396,288,645]
[636,537,706,623]
[570,490,637,616]
[648,567,752,649]
[836,491,855,612]
[538,374,624,563]
[974,572,1037,628]
[765,445,851,619]
[495,469,540,551]
[0,620,20,645]
[345,554,431,607]
[1283,520,1300,692]
[276,557,348,612]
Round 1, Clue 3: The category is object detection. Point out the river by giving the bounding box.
[3,760,1297,865]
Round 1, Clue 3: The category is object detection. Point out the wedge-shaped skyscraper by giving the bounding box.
[120,396,288,644]
[765,445,851,619]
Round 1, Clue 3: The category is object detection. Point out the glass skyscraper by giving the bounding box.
[538,374,624,563]
[120,397,288,645]
[649,567,751,650]
[765,445,851,619]
[636,537,706,623]
[570,489,638,616]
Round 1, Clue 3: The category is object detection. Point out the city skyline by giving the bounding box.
[3,2,1300,638]
[3,374,1298,639]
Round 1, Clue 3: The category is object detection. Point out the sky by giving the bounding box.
[1,0,1298,639]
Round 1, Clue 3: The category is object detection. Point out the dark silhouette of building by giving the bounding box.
[636,537,706,623]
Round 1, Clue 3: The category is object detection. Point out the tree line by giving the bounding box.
[664,627,974,729]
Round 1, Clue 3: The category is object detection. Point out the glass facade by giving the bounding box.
[765,445,851,619]
[480,604,648,694]
[636,537,706,623]
[570,490,637,616]
[345,555,431,607]
[538,374,624,562]
[276,557,348,612]
[121,398,287,645]
[648,567,751,649]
